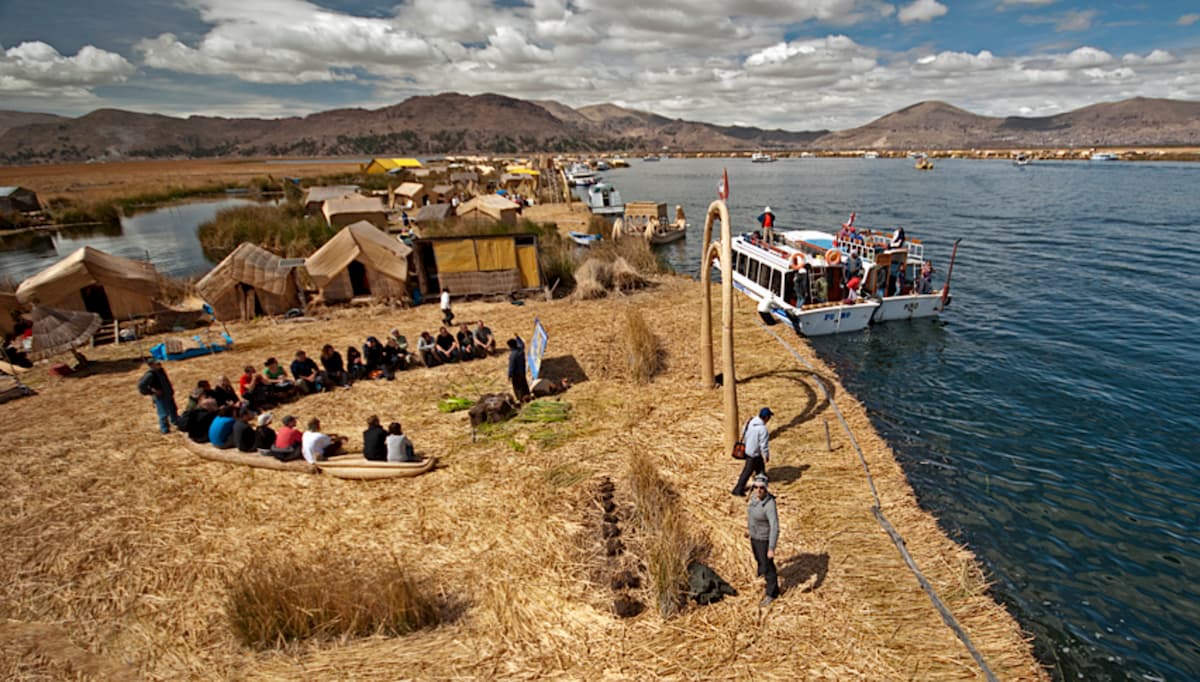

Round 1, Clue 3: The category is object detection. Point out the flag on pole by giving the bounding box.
[717,167,729,201]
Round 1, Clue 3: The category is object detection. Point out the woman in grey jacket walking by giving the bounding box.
[746,473,780,606]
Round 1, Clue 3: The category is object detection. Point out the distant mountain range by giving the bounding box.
[1,94,1197,164]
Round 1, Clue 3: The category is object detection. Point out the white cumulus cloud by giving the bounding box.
[898,0,948,24]
[0,42,134,94]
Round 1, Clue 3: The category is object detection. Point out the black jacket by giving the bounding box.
[363,425,387,461]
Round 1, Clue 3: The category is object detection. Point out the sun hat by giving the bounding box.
[257,413,273,427]
[753,474,769,488]
[759,407,774,419]
[764,205,773,213]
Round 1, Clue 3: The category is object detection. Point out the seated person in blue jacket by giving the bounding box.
[208,405,238,449]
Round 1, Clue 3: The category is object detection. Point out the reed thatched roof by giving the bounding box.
[195,243,294,300]
[305,221,413,288]
[27,305,102,360]
[413,203,453,222]
[15,247,159,317]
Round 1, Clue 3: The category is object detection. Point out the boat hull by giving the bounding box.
[648,228,686,245]
[731,280,879,336]
[182,438,316,473]
[871,293,944,322]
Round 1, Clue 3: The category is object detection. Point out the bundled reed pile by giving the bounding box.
[0,276,1047,680]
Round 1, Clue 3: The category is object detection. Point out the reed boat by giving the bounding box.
[316,455,436,480]
[569,231,602,246]
[181,438,317,473]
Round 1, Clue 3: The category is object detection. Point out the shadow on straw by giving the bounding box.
[778,552,829,593]
[737,368,833,438]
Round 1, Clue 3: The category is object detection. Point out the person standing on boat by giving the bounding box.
[916,261,934,295]
[844,250,864,284]
[138,358,178,434]
[746,473,781,606]
[889,227,907,249]
[757,206,776,239]
[732,407,773,496]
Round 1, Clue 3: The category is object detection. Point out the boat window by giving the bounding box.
[736,252,747,276]
[747,259,759,283]
[770,268,782,296]
[757,262,772,289]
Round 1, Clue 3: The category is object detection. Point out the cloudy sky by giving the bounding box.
[1,0,1197,130]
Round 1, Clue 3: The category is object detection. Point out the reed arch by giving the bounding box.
[699,200,739,453]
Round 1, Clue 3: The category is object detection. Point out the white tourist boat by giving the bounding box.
[584,182,623,216]
[565,162,600,186]
[1090,151,1119,161]
[751,152,776,163]
[721,230,879,336]
[718,220,958,335]
[862,151,880,159]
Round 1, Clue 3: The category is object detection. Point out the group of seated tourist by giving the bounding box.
[416,320,498,367]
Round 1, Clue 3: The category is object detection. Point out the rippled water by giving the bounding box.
[0,197,255,281]
[617,157,1200,680]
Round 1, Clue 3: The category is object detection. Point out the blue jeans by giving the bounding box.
[154,395,178,434]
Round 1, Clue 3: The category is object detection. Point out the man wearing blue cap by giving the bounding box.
[731,407,773,496]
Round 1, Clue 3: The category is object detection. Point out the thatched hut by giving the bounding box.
[322,196,387,230]
[0,186,40,216]
[394,182,428,209]
[195,243,302,321]
[362,158,422,174]
[305,221,413,304]
[303,186,359,214]
[456,194,519,226]
[428,184,457,205]
[412,203,454,225]
[411,234,541,297]
[15,246,159,320]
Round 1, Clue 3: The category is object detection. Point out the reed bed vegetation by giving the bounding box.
[0,277,1047,679]
[226,549,441,649]
[197,203,336,260]
[623,308,664,383]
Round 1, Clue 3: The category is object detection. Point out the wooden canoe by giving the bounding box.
[316,456,436,480]
[181,438,317,473]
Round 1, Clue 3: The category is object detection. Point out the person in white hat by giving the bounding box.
[757,206,776,230]
[746,473,780,606]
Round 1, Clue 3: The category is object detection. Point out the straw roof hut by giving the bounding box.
[321,195,387,230]
[412,233,541,296]
[429,184,457,204]
[302,185,359,214]
[15,246,159,320]
[0,291,23,337]
[457,194,519,226]
[394,182,428,209]
[195,243,302,321]
[450,171,479,189]
[412,203,454,224]
[305,221,413,304]
[0,186,40,216]
[361,158,422,174]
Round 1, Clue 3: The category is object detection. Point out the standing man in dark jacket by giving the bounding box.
[732,407,773,496]
[138,358,177,434]
[507,335,529,402]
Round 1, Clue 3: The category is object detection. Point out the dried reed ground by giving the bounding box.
[0,277,1046,680]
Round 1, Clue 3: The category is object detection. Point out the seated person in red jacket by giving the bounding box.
[270,414,304,461]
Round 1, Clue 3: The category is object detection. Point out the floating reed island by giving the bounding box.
[0,275,1046,679]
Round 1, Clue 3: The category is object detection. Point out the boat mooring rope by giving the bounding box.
[756,320,999,682]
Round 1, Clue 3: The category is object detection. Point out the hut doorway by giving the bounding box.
[238,284,265,319]
[80,285,113,320]
[348,260,371,296]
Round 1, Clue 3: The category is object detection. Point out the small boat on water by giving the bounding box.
[565,162,600,187]
[569,231,602,246]
[317,455,436,480]
[716,218,957,336]
[642,155,660,162]
[914,155,934,170]
[862,151,879,159]
[594,160,611,171]
[584,182,623,216]
[751,152,776,163]
[1013,153,1031,166]
[150,332,233,362]
[609,157,630,168]
[619,201,686,245]
[1090,152,1119,161]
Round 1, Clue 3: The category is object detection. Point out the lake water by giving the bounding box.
[612,157,1199,681]
[2,159,1196,679]
[0,197,255,281]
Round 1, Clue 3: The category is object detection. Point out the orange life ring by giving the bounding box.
[790,253,805,269]
[825,249,841,265]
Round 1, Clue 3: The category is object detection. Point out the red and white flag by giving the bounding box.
[717,167,730,201]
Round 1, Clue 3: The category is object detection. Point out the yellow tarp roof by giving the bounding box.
[362,158,423,174]
[504,166,540,176]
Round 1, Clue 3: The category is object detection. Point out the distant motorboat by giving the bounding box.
[1013,154,1032,166]
[862,151,879,159]
[569,231,602,246]
[565,162,600,186]
[751,152,776,163]
[914,155,934,171]
[1090,152,1119,161]
[642,155,660,162]
[594,160,611,171]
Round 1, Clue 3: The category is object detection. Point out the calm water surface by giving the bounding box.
[0,197,254,280]
[615,157,1199,681]
[2,160,1196,679]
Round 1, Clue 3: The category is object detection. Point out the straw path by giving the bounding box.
[1,277,1045,680]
